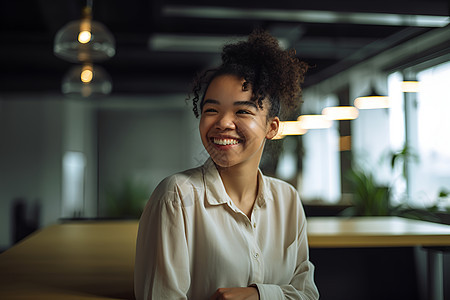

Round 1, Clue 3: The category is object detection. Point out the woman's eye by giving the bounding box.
[237,110,252,115]
[203,108,217,113]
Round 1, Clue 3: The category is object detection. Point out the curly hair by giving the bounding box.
[188,29,308,119]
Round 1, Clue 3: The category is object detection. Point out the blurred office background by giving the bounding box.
[0,1,449,299]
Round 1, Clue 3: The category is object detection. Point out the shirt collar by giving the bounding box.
[201,157,270,207]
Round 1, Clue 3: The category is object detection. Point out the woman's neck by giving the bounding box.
[216,162,259,218]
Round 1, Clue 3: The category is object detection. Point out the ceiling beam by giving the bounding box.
[162,6,449,27]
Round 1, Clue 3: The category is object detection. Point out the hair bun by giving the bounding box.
[188,29,308,119]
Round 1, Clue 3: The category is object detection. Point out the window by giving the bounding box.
[388,61,450,208]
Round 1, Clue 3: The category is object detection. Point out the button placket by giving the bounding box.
[251,212,264,282]
[251,245,264,282]
[251,207,258,229]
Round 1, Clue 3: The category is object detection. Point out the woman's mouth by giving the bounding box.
[211,137,241,146]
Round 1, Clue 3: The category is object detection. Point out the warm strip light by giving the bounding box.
[272,133,285,140]
[322,106,359,120]
[401,81,420,93]
[297,115,332,129]
[354,96,389,109]
[281,121,308,135]
[273,121,308,139]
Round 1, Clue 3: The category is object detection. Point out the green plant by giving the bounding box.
[105,179,149,219]
[389,144,419,179]
[343,167,390,216]
[344,145,449,223]
[342,144,417,217]
[428,189,450,213]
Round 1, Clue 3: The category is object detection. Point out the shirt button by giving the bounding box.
[254,252,259,259]
[253,223,256,228]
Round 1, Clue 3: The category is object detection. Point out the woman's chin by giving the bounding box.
[211,157,234,169]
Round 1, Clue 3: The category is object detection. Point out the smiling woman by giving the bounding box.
[199,75,279,171]
[134,30,319,300]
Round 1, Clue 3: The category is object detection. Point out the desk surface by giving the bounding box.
[1,217,450,299]
[307,216,450,248]
[0,221,138,300]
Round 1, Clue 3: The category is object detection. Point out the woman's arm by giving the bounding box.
[134,184,190,300]
[254,223,318,299]
[210,287,259,300]
[253,197,319,300]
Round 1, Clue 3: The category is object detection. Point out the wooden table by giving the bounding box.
[0,217,450,300]
[0,220,138,300]
[307,216,450,300]
[307,216,450,248]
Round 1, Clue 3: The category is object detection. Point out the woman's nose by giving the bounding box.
[215,113,236,130]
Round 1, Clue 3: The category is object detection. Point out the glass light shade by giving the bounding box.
[297,115,332,129]
[62,64,112,97]
[54,18,115,63]
[354,95,389,109]
[322,106,359,120]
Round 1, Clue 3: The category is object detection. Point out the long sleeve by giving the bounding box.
[254,194,319,300]
[134,181,190,300]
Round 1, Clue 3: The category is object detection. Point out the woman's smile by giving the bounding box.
[212,137,240,146]
[210,134,244,149]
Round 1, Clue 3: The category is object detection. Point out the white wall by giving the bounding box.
[61,99,97,218]
[0,95,63,250]
[96,107,199,216]
[0,93,202,250]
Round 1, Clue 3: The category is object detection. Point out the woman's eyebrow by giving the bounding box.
[234,101,258,109]
[203,99,220,105]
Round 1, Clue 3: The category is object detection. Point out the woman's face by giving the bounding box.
[199,74,279,169]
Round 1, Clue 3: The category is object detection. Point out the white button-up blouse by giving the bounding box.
[134,158,319,300]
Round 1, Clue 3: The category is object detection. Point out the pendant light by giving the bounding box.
[401,81,420,93]
[62,63,112,98]
[297,115,333,129]
[322,106,359,120]
[273,121,308,139]
[54,0,115,63]
[401,74,420,93]
[354,84,389,109]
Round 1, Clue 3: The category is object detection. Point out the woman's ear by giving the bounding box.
[266,116,280,140]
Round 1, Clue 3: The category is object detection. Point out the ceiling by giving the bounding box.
[1,0,449,96]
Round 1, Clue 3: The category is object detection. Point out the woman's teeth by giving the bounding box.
[213,138,240,145]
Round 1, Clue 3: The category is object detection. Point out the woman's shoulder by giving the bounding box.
[160,165,203,189]
[261,174,306,224]
[263,174,298,196]
[150,165,204,205]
